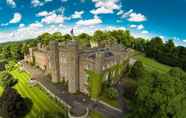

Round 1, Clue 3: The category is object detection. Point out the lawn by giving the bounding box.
[133,52,172,73]
[0,69,66,118]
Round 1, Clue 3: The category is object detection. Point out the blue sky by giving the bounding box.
[0,0,186,46]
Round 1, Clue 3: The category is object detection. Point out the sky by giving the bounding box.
[0,0,186,46]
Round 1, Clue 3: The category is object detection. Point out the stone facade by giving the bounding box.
[25,40,131,94]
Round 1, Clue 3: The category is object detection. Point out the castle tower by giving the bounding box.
[67,40,79,94]
[95,52,104,73]
[49,41,60,83]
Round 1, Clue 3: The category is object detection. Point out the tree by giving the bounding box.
[0,71,17,88]
[0,87,32,118]
[164,40,175,53]
[77,33,91,47]
[145,37,163,58]
[38,33,52,45]
[123,79,137,99]
[5,61,17,72]
[93,30,109,47]
[129,61,144,79]
[104,87,118,99]
[51,32,65,42]
[127,71,186,118]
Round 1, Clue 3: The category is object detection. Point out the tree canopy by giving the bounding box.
[0,87,32,118]
[126,68,186,118]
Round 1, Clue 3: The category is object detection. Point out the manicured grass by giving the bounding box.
[0,69,66,118]
[133,52,172,73]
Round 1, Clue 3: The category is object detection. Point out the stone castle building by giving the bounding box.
[24,40,131,94]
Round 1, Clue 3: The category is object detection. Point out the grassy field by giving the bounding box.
[0,69,66,118]
[133,52,172,73]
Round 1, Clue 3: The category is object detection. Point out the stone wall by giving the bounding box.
[33,51,48,70]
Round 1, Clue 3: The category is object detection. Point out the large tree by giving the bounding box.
[0,87,32,118]
[127,71,186,118]
[129,61,145,79]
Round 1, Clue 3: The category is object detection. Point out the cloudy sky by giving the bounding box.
[0,0,186,46]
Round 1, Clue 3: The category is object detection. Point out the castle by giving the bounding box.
[24,40,131,94]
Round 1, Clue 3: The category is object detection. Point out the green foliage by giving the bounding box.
[0,71,17,88]
[123,79,137,99]
[144,37,186,71]
[0,60,7,71]
[0,87,33,118]
[127,70,186,118]
[103,87,118,99]
[86,70,103,99]
[129,61,145,79]
[168,67,185,78]
[5,61,18,72]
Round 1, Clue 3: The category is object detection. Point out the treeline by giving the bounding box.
[0,30,186,71]
[144,37,186,71]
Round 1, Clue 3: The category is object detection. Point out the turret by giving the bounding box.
[95,51,104,73]
[48,41,60,83]
[67,40,79,94]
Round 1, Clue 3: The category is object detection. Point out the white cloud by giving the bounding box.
[128,13,147,22]
[137,24,144,30]
[130,24,137,28]
[121,9,133,18]
[94,0,120,10]
[9,12,22,24]
[119,9,147,22]
[76,16,102,26]
[71,11,84,19]
[41,13,64,24]
[29,22,43,29]
[1,23,9,27]
[31,0,43,7]
[6,0,16,8]
[130,24,144,30]
[106,26,126,31]
[91,7,113,15]
[31,0,52,7]
[37,11,52,17]
[117,10,124,16]
[183,40,186,42]
[0,25,128,43]
[91,0,120,15]
[141,30,149,34]
[160,35,165,39]
[19,24,25,28]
